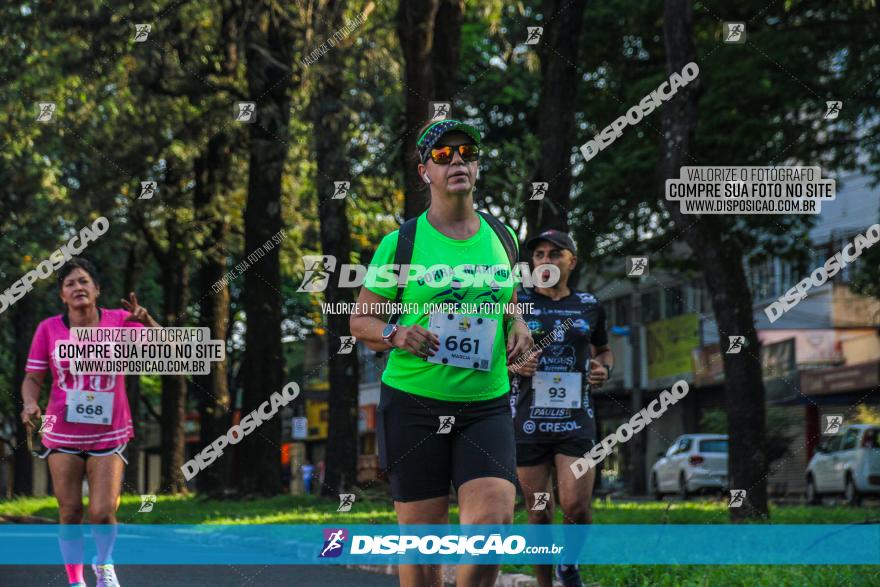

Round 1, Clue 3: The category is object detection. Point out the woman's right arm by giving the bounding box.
[349,287,439,357]
[20,371,45,427]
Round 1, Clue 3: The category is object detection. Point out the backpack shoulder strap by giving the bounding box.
[389,216,418,324]
[477,210,518,268]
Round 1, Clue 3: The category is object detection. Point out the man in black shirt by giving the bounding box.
[510,230,614,587]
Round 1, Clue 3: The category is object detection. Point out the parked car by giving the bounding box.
[806,424,880,506]
[651,434,728,500]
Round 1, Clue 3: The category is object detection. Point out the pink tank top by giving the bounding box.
[26,308,143,450]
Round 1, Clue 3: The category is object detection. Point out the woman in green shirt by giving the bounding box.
[351,119,533,587]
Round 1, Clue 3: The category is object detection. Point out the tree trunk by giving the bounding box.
[131,169,191,495]
[237,6,292,495]
[159,217,190,494]
[397,0,439,220]
[661,0,768,520]
[431,0,464,102]
[11,295,36,496]
[309,0,362,496]
[194,134,233,497]
[525,0,587,242]
[123,242,145,493]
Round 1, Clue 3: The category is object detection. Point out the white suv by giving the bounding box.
[806,424,880,506]
[651,434,728,500]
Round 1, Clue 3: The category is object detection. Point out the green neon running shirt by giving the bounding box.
[364,211,519,402]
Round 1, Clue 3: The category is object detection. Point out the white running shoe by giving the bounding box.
[92,558,121,587]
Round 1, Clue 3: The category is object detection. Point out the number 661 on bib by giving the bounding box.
[427,312,497,372]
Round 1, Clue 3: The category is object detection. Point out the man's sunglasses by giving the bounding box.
[427,144,480,164]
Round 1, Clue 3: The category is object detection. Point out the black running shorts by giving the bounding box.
[377,382,517,502]
[515,438,596,467]
[37,442,129,465]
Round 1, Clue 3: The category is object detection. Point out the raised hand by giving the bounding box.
[120,291,151,324]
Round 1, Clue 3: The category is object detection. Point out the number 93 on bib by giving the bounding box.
[427,312,497,371]
[66,390,114,425]
[532,371,582,409]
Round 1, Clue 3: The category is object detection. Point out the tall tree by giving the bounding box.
[661,0,767,519]
[525,0,587,241]
[397,0,440,220]
[189,0,243,497]
[123,242,147,493]
[397,0,466,220]
[431,0,464,102]
[136,159,192,495]
[307,0,370,496]
[193,133,234,496]
[10,297,37,496]
[237,1,298,495]
[131,0,246,495]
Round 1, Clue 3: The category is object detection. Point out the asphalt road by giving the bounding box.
[2,565,401,587]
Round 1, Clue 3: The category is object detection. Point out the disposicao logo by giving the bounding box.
[319,528,348,558]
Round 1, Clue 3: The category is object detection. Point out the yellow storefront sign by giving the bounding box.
[646,313,699,380]
[305,399,329,440]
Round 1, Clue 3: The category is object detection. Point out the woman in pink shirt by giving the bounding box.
[20,257,159,587]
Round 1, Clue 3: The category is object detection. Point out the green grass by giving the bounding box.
[504,564,880,587]
[2,495,878,586]
[2,493,877,525]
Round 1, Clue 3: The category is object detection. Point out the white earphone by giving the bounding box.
[422,167,477,184]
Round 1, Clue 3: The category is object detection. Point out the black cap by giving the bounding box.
[526,229,577,254]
